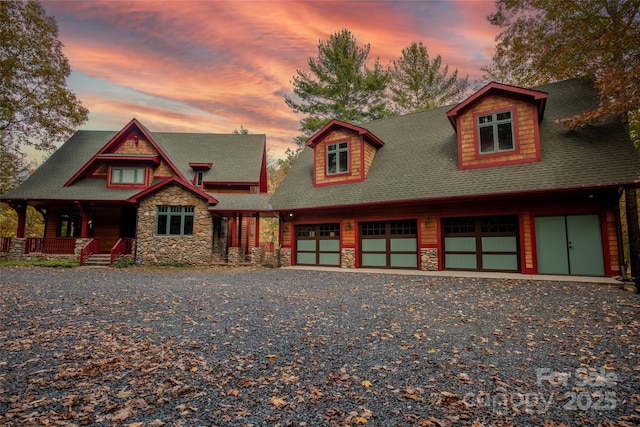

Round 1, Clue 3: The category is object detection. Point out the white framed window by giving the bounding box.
[327,141,349,175]
[478,111,515,154]
[111,166,145,184]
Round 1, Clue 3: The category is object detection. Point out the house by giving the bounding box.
[0,118,273,266]
[268,78,640,277]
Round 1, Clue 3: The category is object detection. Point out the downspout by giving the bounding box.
[615,187,628,280]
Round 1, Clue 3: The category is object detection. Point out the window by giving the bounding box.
[57,210,82,237]
[195,171,204,186]
[327,141,349,175]
[156,206,194,235]
[478,111,514,154]
[111,167,145,184]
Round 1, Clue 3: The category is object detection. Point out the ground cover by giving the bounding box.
[1,267,639,426]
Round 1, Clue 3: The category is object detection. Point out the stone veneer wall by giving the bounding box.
[136,185,213,265]
[279,248,291,267]
[420,248,438,271]
[341,248,355,268]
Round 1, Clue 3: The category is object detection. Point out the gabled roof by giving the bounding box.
[65,118,184,186]
[306,119,385,148]
[127,176,218,204]
[446,82,548,130]
[1,120,267,203]
[269,78,639,211]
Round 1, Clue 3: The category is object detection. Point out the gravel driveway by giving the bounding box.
[1,267,639,426]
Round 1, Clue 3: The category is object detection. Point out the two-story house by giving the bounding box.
[269,79,640,276]
[1,118,272,265]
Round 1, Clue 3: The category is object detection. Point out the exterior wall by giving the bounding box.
[281,191,622,276]
[313,129,364,186]
[115,135,157,155]
[457,95,540,169]
[136,184,213,265]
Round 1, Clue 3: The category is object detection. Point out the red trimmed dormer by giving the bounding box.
[306,119,384,187]
[65,118,185,188]
[446,82,548,170]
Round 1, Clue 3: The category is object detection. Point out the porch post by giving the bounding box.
[238,213,243,254]
[11,202,27,238]
[230,214,238,247]
[254,213,260,248]
[77,202,90,238]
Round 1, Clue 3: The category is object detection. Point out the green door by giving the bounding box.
[535,215,605,276]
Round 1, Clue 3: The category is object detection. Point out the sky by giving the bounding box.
[40,0,501,160]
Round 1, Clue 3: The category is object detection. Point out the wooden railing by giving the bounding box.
[79,238,100,265]
[1,237,11,253]
[110,238,134,264]
[25,237,76,254]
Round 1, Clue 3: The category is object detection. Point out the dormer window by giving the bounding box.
[111,166,145,184]
[478,111,515,154]
[327,141,349,175]
[195,171,204,186]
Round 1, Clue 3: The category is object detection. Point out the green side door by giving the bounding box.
[535,214,605,276]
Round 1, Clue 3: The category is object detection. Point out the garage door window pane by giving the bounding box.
[481,236,517,252]
[319,240,340,251]
[390,238,417,252]
[297,240,316,251]
[444,237,476,251]
[390,254,418,268]
[445,254,477,269]
[362,253,387,267]
[362,239,386,251]
[319,253,340,265]
[483,254,518,270]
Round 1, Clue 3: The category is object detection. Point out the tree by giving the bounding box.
[487,0,639,128]
[232,125,249,135]
[1,0,88,155]
[388,42,469,114]
[285,29,390,146]
[486,0,640,286]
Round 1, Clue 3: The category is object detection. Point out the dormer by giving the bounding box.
[446,82,548,170]
[189,162,213,187]
[306,119,384,187]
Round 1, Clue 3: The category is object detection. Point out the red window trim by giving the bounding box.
[472,105,520,160]
[107,165,149,189]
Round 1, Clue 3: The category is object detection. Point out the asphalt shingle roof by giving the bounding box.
[269,79,640,210]
[2,128,265,202]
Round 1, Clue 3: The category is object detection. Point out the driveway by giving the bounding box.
[1,267,639,426]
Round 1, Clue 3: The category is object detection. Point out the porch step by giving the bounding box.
[84,253,111,266]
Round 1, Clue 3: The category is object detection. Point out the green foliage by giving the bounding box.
[285,29,390,146]
[232,125,250,135]
[0,258,78,268]
[389,42,469,114]
[0,202,44,237]
[485,0,640,128]
[111,258,135,268]
[0,0,89,153]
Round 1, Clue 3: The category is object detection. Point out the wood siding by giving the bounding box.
[314,129,363,186]
[458,95,540,169]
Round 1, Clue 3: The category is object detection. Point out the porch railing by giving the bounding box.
[1,237,11,253]
[110,238,134,264]
[79,238,100,265]
[25,237,76,254]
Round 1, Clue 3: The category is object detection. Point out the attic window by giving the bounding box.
[111,166,145,184]
[196,171,204,186]
[327,141,349,175]
[478,111,514,154]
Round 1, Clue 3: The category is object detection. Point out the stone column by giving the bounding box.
[228,247,241,266]
[279,248,291,267]
[9,238,26,260]
[420,248,438,271]
[341,248,355,268]
[250,247,264,266]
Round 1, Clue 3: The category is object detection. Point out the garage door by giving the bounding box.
[295,224,340,266]
[360,220,418,269]
[442,216,519,272]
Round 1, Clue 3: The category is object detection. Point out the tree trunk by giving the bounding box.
[625,187,640,289]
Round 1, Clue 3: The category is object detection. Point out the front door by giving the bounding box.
[535,214,605,276]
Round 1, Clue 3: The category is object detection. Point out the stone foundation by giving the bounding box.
[279,248,291,267]
[227,247,242,266]
[341,248,355,268]
[250,247,263,265]
[420,248,438,271]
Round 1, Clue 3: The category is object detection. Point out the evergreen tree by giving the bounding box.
[285,29,390,146]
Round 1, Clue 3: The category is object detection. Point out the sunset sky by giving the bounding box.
[40,0,501,159]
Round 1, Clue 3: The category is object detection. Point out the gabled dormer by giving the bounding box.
[306,119,384,187]
[446,82,548,170]
[65,118,184,188]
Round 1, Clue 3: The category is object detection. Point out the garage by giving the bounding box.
[442,215,520,272]
[295,223,340,266]
[360,219,418,269]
